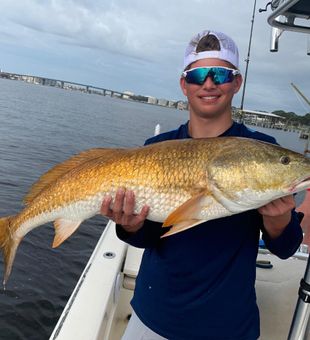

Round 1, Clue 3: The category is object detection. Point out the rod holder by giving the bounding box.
[270,26,283,52]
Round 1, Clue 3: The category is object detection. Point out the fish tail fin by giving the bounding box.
[0,216,20,287]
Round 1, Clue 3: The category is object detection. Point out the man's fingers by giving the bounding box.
[113,188,126,213]
[111,188,125,222]
[125,205,150,231]
[123,190,135,215]
[123,191,149,226]
[258,196,295,217]
[138,205,150,220]
[101,195,112,216]
[100,189,149,232]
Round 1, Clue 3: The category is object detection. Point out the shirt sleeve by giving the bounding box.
[261,210,303,259]
[115,219,164,248]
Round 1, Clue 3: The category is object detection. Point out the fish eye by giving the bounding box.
[280,156,290,165]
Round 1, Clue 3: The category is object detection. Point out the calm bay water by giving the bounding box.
[0,78,307,339]
[0,78,189,340]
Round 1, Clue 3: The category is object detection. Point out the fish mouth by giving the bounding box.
[289,176,310,193]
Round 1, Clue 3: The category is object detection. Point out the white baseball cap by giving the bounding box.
[183,30,239,70]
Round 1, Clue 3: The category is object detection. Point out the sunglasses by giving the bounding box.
[182,66,240,85]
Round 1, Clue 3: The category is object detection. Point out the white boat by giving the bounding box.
[49,220,309,340]
[50,1,310,339]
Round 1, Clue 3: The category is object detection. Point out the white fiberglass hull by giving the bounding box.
[50,221,309,340]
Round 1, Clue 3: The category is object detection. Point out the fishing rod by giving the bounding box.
[240,0,257,115]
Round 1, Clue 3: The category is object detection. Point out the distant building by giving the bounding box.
[123,91,134,99]
[176,101,188,110]
[0,71,13,79]
[43,78,57,86]
[147,96,157,105]
[168,100,176,108]
[158,98,168,107]
[239,109,286,128]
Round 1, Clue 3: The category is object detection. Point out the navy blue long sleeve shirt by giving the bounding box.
[116,121,303,340]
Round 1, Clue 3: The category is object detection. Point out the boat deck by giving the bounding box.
[50,222,310,340]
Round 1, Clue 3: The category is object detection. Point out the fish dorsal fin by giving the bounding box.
[162,192,211,228]
[23,148,124,205]
[161,219,206,238]
[52,219,82,248]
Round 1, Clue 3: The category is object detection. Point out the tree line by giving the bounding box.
[273,110,310,127]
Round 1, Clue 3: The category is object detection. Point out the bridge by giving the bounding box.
[0,71,133,99]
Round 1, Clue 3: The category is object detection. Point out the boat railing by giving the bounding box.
[268,0,310,33]
[49,220,128,340]
[264,0,310,52]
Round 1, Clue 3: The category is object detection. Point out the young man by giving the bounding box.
[101,30,303,340]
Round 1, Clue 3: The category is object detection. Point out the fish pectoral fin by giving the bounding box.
[53,219,82,248]
[162,192,211,228]
[161,220,206,238]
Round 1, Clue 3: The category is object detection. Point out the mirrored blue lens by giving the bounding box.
[184,67,235,85]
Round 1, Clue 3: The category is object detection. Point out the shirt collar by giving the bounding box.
[184,120,240,138]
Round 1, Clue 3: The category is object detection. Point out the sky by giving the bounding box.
[1,0,309,115]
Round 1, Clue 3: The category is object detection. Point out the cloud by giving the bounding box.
[2,0,176,62]
[1,0,264,63]
[0,0,309,114]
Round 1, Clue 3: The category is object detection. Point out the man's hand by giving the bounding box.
[296,190,310,249]
[100,188,149,234]
[258,195,295,239]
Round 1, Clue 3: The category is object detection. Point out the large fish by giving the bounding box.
[1,137,310,285]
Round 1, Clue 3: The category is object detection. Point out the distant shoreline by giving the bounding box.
[0,70,189,111]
